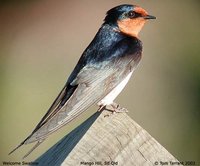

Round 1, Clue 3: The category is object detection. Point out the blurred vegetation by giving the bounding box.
[0,0,36,6]
[0,0,200,164]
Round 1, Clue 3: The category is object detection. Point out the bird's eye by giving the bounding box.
[127,11,136,18]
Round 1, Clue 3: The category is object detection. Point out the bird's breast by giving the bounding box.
[98,70,133,106]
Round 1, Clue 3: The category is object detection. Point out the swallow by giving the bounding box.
[9,4,156,158]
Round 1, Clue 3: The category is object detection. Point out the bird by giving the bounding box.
[9,4,156,158]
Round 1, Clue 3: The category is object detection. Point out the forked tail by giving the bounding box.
[8,137,45,159]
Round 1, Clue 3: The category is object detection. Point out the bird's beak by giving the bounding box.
[143,15,156,20]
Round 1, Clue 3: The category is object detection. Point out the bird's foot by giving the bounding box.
[97,104,106,112]
[109,102,128,113]
[103,102,128,117]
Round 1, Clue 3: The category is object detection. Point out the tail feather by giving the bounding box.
[8,143,24,155]
[9,135,45,159]
[8,136,30,155]
[22,140,45,159]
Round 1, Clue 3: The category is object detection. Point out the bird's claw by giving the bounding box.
[97,102,128,117]
[106,103,128,113]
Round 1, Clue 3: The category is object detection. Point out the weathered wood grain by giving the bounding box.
[34,110,181,166]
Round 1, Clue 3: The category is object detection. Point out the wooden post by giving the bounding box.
[34,109,181,166]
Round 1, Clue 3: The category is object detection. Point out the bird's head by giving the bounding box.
[104,4,156,37]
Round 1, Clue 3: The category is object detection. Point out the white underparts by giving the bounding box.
[98,71,133,106]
